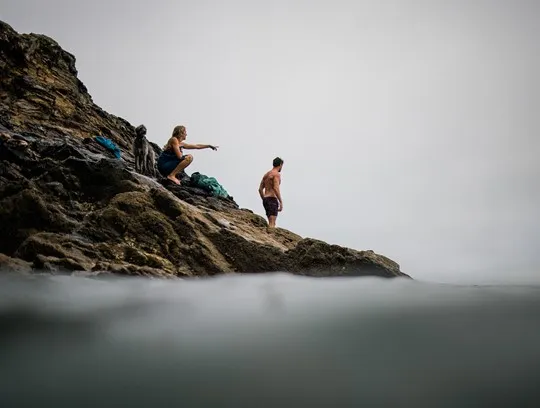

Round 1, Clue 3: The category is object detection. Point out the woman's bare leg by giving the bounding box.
[167,155,193,184]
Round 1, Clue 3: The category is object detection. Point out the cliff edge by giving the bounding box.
[0,21,409,279]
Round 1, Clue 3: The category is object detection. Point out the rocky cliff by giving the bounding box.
[0,21,409,279]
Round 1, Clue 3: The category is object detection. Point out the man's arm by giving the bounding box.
[273,174,283,211]
[182,143,218,151]
[258,177,265,200]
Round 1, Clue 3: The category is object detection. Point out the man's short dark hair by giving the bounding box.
[273,157,283,167]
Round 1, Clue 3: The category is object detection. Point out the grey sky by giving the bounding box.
[2,0,539,283]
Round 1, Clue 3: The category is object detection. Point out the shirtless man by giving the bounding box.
[258,157,284,228]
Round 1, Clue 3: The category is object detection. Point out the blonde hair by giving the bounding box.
[172,125,186,139]
[164,125,187,150]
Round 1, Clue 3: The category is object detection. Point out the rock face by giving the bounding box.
[0,21,409,279]
[0,20,134,152]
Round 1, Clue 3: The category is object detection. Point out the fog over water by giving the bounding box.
[0,274,538,407]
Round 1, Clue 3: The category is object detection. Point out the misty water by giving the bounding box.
[1,272,539,407]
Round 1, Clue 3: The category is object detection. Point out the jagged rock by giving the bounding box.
[285,238,406,278]
[0,187,78,254]
[0,20,134,152]
[0,253,33,274]
[0,20,410,279]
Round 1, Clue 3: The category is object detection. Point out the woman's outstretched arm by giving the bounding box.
[181,143,218,151]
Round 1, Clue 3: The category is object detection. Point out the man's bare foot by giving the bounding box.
[167,175,181,185]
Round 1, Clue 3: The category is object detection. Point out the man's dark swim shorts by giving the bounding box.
[263,197,279,217]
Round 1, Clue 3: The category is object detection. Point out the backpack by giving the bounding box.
[190,172,229,198]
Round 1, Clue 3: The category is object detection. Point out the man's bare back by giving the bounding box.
[261,170,280,198]
[259,158,284,229]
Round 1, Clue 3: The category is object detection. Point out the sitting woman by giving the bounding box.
[157,125,218,185]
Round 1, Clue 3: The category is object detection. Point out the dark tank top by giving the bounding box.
[163,139,183,156]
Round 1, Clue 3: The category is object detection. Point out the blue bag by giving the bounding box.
[95,136,122,159]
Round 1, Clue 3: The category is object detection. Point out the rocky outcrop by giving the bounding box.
[0,21,409,279]
[0,20,135,153]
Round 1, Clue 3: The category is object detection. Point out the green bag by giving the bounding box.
[190,172,229,198]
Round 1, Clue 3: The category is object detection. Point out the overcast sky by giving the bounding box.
[2,0,539,283]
